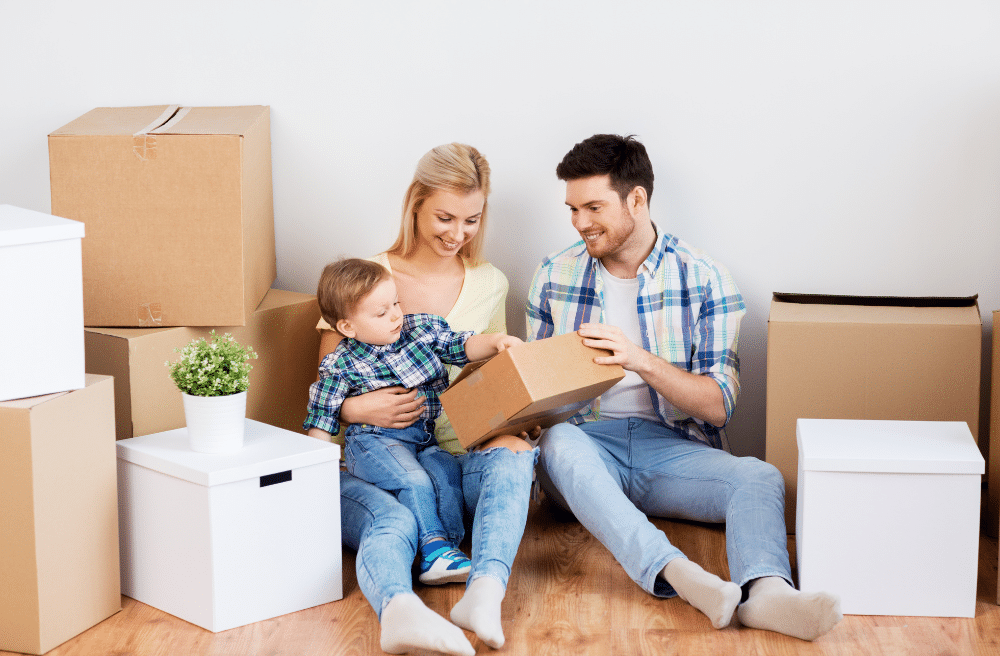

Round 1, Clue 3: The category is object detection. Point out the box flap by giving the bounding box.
[796,419,984,474]
[0,205,84,247]
[770,292,981,326]
[152,106,269,136]
[116,419,339,486]
[48,105,179,136]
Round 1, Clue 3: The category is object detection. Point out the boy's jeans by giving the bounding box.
[345,419,458,550]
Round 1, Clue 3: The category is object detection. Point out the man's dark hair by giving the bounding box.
[556,134,654,204]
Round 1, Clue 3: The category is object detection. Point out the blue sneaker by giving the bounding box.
[418,544,472,585]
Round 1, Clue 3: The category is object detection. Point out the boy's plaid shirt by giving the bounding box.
[304,313,472,435]
[526,226,745,451]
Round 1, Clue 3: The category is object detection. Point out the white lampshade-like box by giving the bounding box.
[0,204,85,402]
[796,419,983,617]
[117,419,342,632]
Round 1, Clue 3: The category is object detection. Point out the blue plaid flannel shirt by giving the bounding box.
[303,313,473,435]
[525,225,745,450]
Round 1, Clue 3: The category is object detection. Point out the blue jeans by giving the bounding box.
[539,419,792,598]
[345,420,456,549]
[341,445,537,618]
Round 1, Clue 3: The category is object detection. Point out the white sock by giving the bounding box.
[450,576,506,649]
[662,558,741,629]
[380,593,475,656]
[737,576,842,641]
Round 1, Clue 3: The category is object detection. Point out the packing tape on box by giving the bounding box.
[487,412,506,430]
[132,105,190,160]
[466,369,484,387]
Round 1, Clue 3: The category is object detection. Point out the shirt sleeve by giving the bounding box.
[690,263,745,425]
[525,261,555,341]
[425,316,474,366]
[303,370,351,435]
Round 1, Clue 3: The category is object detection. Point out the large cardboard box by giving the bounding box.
[796,419,982,617]
[765,293,982,532]
[117,420,342,632]
[85,288,320,440]
[49,105,276,327]
[767,293,982,529]
[0,375,120,654]
[441,332,625,449]
[0,205,85,402]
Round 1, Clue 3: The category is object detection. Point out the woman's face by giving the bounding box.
[414,188,485,259]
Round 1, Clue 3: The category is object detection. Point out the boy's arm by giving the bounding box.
[303,372,351,436]
[464,332,522,362]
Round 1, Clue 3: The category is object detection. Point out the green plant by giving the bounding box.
[166,331,259,396]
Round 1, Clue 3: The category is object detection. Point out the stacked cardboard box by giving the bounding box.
[0,205,122,654]
[85,288,321,440]
[49,104,276,327]
[47,105,320,443]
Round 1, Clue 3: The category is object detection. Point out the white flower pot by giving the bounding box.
[181,391,248,453]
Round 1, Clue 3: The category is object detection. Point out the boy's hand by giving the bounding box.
[496,334,523,352]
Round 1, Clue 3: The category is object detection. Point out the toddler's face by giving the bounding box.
[345,278,404,345]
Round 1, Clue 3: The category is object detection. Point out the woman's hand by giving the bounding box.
[339,386,426,429]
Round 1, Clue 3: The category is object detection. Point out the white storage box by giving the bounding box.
[796,419,983,617]
[117,419,342,632]
[0,205,85,402]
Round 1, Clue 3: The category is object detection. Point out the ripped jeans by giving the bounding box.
[341,442,537,618]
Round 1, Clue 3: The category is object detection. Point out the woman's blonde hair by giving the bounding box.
[387,143,491,265]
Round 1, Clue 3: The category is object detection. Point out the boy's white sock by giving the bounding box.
[736,576,842,641]
[661,557,741,629]
[380,593,475,656]
[450,576,507,649]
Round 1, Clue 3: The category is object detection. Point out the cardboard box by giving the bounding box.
[796,419,982,617]
[766,293,982,529]
[441,332,625,449]
[49,105,276,327]
[0,204,85,402]
[85,288,320,441]
[117,420,342,632]
[0,375,120,654]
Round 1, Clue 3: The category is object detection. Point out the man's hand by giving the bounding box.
[339,386,425,429]
[577,323,649,372]
[577,322,728,427]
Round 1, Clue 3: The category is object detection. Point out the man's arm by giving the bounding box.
[577,323,728,427]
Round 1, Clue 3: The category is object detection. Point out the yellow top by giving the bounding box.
[317,252,509,454]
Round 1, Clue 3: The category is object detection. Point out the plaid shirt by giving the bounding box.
[304,313,473,435]
[526,225,745,450]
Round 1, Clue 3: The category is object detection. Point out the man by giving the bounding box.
[527,134,841,641]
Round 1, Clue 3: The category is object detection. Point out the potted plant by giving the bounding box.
[166,331,258,453]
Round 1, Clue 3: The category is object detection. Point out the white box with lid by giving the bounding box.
[796,419,983,617]
[0,204,85,402]
[117,419,342,632]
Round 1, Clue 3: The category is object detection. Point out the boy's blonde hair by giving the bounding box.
[387,143,491,265]
[316,258,391,327]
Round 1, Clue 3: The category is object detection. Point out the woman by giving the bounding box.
[312,143,536,655]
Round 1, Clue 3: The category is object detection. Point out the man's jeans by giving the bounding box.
[539,418,792,598]
[342,445,537,618]
[345,419,453,549]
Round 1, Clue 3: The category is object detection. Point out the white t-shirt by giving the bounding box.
[596,260,661,422]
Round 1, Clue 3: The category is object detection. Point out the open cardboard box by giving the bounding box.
[766,292,982,530]
[441,332,625,449]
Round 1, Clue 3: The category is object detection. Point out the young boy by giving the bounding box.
[304,258,521,584]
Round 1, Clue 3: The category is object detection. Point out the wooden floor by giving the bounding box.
[11,499,1000,656]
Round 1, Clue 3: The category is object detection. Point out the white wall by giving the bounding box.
[4,0,999,458]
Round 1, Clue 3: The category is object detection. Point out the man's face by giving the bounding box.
[342,278,404,346]
[565,175,636,259]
